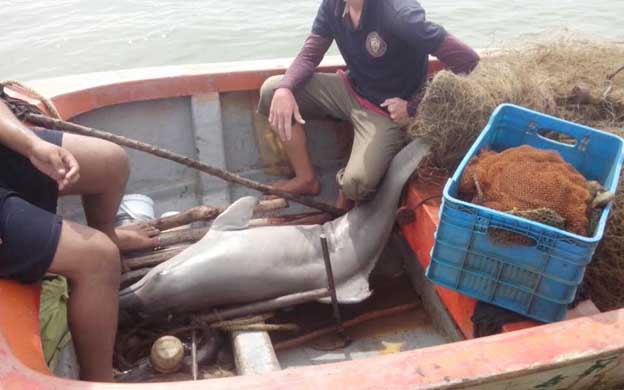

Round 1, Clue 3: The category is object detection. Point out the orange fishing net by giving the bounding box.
[459,145,591,236]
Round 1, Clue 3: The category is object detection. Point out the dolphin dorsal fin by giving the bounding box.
[211,196,258,231]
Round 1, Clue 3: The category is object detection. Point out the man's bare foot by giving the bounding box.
[266,177,321,198]
[336,191,355,211]
[271,178,322,195]
[115,223,161,253]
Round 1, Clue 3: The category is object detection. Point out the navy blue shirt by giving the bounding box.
[312,0,447,106]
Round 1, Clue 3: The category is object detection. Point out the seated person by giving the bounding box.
[258,0,479,209]
[0,97,159,382]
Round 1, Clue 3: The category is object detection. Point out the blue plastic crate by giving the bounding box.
[425,104,624,323]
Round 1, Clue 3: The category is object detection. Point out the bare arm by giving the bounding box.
[0,100,79,190]
[269,35,332,141]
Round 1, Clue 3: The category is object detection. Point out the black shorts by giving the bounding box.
[0,129,64,283]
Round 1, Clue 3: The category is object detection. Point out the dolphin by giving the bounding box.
[119,139,430,314]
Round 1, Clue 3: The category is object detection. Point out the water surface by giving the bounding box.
[0,0,622,80]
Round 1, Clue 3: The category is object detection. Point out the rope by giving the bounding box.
[0,79,62,119]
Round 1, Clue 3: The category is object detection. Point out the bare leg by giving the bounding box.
[59,133,159,252]
[271,123,321,195]
[47,221,121,382]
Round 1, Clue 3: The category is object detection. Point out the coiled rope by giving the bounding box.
[0,79,62,119]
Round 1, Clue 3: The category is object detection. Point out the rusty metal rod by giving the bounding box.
[320,234,346,337]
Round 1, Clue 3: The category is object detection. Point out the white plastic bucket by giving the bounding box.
[115,194,155,226]
[160,211,180,219]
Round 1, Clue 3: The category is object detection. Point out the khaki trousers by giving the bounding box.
[258,73,405,201]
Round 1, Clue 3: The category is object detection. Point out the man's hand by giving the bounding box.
[381,98,409,125]
[269,88,305,142]
[28,140,80,191]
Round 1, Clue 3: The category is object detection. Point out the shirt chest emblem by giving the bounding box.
[365,31,387,58]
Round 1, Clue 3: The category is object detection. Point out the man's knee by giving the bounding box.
[105,142,130,183]
[79,233,121,285]
[257,75,285,117]
[338,169,378,201]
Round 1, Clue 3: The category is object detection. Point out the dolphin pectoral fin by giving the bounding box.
[211,196,258,231]
[318,275,373,304]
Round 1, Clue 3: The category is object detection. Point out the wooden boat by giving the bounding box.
[1,56,623,389]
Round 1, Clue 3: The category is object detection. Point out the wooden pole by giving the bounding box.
[158,228,208,247]
[198,288,331,323]
[252,198,289,214]
[141,206,219,231]
[26,113,344,217]
[120,268,151,288]
[123,246,189,271]
[154,212,324,247]
[149,212,323,250]
[135,198,289,232]
[121,212,326,273]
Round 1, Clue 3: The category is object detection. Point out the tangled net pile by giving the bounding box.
[408,38,624,311]
[459,145,591,237]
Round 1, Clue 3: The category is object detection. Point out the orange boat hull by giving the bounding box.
[1,57,623,389]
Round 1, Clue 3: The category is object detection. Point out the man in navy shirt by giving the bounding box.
[258,0,479,209]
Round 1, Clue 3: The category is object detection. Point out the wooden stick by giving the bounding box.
[211,314,274,327]
[198,288,330,324]
[265,211,324,222]
[26,113,344,217]
[608,64,624,80]
[217,323,299,332]
[132,211,326,259]
[141,206,219,231]
[166,318,299,336]
[120,268,151,288]
[123,246,188,271]
[121,211,330,274]
[158,228,208,247]
[159,213,325,245]
[134,198,289,232]
[264,211,328,226]
[274,303,419,351]
[252,198,289,214]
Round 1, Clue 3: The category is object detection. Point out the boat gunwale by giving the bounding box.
[1,306,622,389]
